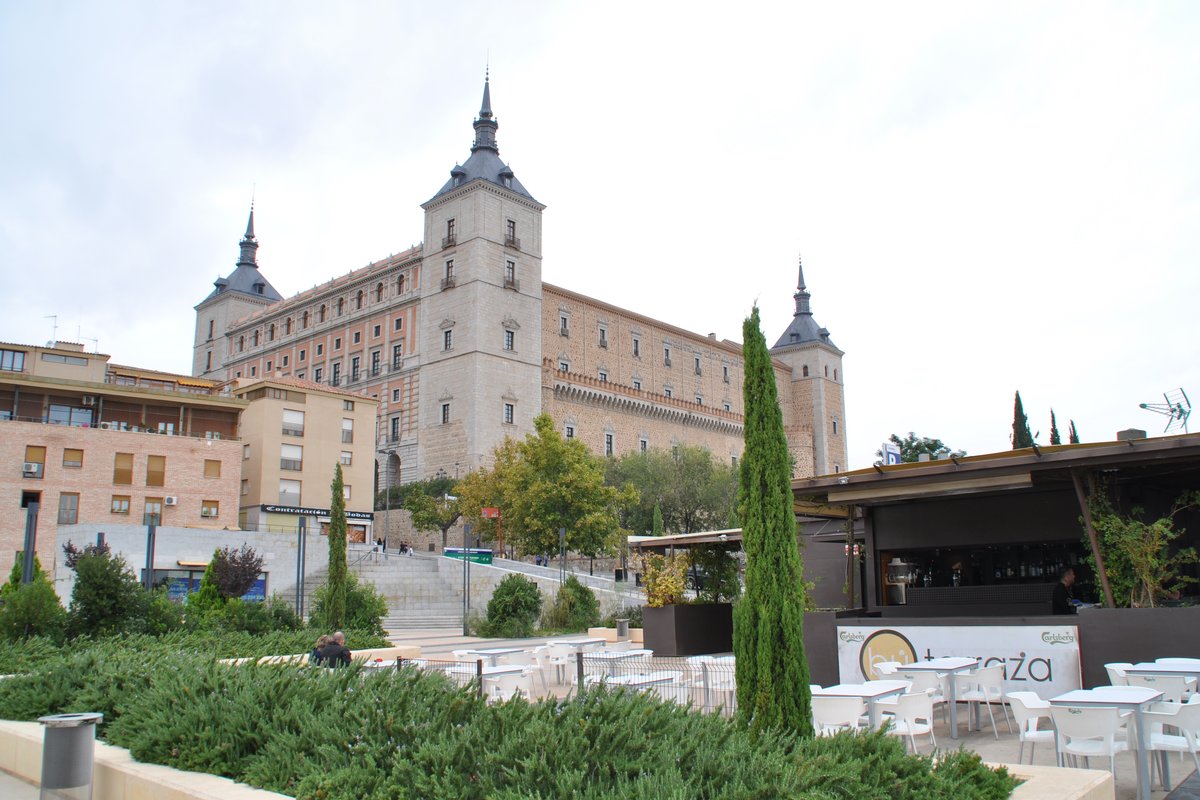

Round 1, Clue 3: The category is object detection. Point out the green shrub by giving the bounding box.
[0,578,67,642]
[542,575,600,632]
[481,574,542,638]
[67,548,145,637]
[134,588,183,636]
[2,551,47,598]
[600,604,644,629]
[308,573,387,635]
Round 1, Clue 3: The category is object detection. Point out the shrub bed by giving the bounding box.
[0,637,1016,800]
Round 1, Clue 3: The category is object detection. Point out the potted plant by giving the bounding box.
[642,547,737,657]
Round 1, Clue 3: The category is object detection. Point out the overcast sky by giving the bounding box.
[2,1,1197,469]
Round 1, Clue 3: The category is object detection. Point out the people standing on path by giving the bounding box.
[1051,566,1078,614]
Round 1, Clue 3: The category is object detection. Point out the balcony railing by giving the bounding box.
[503,276,520,291]
[280,459,303,471]
[0,414,239,440]
[505,235,521,249]
[281,424,304,437]
[442,234,456,248]
[392,358,403,371]
[441,276,456,290]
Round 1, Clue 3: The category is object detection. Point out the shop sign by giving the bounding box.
[261,504,374,521]
[835,624,1082,699]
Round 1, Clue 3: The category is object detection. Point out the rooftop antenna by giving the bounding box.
[1140,388,1191,433]
[44,315,58,346]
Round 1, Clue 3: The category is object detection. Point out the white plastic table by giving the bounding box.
[582,650,652,676]
[896,657,979,739]
[462,647,527,666]
[812,680,910,729]
[557,637,607,650]
[1050,685,1161,800]
[606,671,676,688]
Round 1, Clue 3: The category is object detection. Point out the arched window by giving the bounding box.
[802,365,809,377]
[252,330,260,347]
[397,274,406,294]
[285,318,292,335]
[375,282,384,302]
[337,298,345,316]
[268,324,275,341]
[834,368,838,381]
[355,291,363,310]
[318,305,326,323]
[302,311,309,328]
[238,335,245,352]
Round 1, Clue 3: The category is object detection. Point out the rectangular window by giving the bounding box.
[111,495,130,515]
[203,459,221,478]
[343,485,351,501]
[833,419,839,435]
[446,217,455,241]
[723,402,732,412]
[113,452,133,485]
[341,417,354,443]
[390,416,400,440]
[241,480,249,496]
[282,408,305,436]
[391,388,400,402]
[559,361,569,372]
[280,444,303,471]
[353,331,361,345]
[57,492,79,524]
[371,350,380,374]
[332,362,341,384]
[639,439,648,453]
[394,316,403,331]
[441,403,450,424]
[350,356,360,379]
[504,260,516,287]
[632,379,641,390]
[146,455,165,487]
[0,349,27,372]
[340,451,353,466]
[144,497,163,526]
[503,403,514,424]
[445,260,454,280]
[334,337,341,350]
[299,349,306,362]
[314,367,323,383]
[598,327,607,348]
[205,351,212,370]
[265,359,272,372]
[565,425,574,439]
[694,356,702,375]
[243,444,251,460]
[279,479,301,505]
[62,448,83,468]
[201,500,220,518]
[506,218,517,244]
[723,365,730,383]
[695,395,703,405]
[664,346,671,366]
[443,330,453,350]
[250,365,257,377]
[604,433,614,457]
[373,324,380,337]
[316,343,324,356]
[664,388,672,398]
[559,315,569,336]
[504,330,515,351]
[281,354,289,367]
[632,337,640,358]
[392,343,403,367]
[598,370,608,382]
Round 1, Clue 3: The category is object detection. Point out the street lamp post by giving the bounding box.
[462,521,471,636]
[376,450,395,552]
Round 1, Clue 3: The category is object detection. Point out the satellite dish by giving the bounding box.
[1139,388,1191,433]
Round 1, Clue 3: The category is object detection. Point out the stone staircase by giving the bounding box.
[350,549,465,630]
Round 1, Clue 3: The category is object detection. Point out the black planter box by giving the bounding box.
[642,603,733,657]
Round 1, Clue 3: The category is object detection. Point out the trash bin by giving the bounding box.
[614,568,626,582]
[39,711,103,800]
[634,572,643,587]
[616,618,630,640]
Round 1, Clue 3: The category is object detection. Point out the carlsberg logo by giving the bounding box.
[1041,632,1076,645]
[839,631,865,643]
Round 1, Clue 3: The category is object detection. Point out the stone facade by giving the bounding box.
[191,78,848,498]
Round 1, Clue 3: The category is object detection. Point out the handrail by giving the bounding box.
[0,415,239,441]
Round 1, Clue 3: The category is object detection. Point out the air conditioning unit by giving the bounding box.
[22,462,42,476]
[82,396,96,406]
[163,496,179,506]
[99,421,112,430]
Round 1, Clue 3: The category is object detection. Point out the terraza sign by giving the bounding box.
[261,504,374,521]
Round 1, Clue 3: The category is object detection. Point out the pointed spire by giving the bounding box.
[472,70,498,153]
[793,254,812,317]
[237,203,259,268]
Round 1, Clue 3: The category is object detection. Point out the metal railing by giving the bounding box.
[441,276,456,290]
[0,415,238,440]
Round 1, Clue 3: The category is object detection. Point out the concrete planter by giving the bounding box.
[642,603,732,657]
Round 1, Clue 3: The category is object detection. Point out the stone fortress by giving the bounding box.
[191,76,848,512]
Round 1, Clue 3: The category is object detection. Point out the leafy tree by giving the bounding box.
[1087,490,1199,607]
[61,539,110,571]
[211,544,265,599]
[733,306,812,737]
[309,573,388,635]
[377,474,456,512]
[326,463,349,630]
[1012,391,1035,449]
[652,504,664,536]
[456,442,520,546]
[606,446,736,534]
[481,574,543,638]
[404,480,462,549]
[184,560,224,622]
[475,414,634,558]
[3,552,46,597]
[1069,420,1080,444]
[1049,410,1061,446]
[0,556,66,641]
[875,432,965,463]
[690,545,741,604]
[642,552,688,607]
[543,575,600,632]
[67,547,145,637]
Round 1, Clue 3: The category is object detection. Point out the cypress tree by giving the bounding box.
[327,463,348,629]
[1012,391,1035,449]
[652,503,664,536]
[1069,420,1080,444]
[1049,410,1061,446]
[733,306,812,737]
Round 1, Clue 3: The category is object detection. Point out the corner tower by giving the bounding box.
[416,76,545,477]
[770,257,847,475]
[192,207,283,377]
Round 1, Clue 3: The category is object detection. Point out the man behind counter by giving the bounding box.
[1051,566,1078,614]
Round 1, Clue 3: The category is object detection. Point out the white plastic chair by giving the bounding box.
[1104,662,1133,686]
[883,670,947,724]
[954,665,1013,738]
[1007,692,1054,764]
[484,671,533,704]
[544,643,575,685]
[1144,699,1200,788]
[1157,658,1200,669]
[1049,705,1129,775]
[872,661,903,678]
[1126,673,1194,704]
[884,689,937,753]
[811,696,866,737]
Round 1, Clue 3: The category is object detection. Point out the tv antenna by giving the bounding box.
[1140,388,1191,433]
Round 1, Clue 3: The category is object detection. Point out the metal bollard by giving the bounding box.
[38,712,103,800]
[615,618,630,640]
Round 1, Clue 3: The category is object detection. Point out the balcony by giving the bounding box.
[281,424,304,437]
[280,458,303,471]
[441,276,456,290]
[392,359,403,371]
[598,339,608,349]
[503,276,520,291]
[441,234,456,249]
[505,235,521,250]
